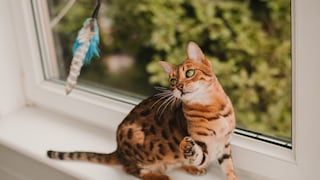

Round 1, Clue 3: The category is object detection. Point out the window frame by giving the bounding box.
[10,0,320,179]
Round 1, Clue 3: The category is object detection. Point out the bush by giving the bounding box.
[107,0,291,140]
[51,0,291,140]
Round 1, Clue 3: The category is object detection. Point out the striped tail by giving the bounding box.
[47,150,121,165]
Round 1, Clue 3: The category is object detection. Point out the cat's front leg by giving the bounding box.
[218,143,238,180]
[179,136,208,175]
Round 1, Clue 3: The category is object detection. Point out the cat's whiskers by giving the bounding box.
[157,95,172,115]
[154,91,171,97]
[158,95,176,118]
[154,86,169,91]
[152,87,178,117]
[151,93,171,109]
[171,97,181,111]
[169,97,176,112]
[154,90,171,97]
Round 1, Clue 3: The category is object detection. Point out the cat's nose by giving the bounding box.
[177,83,184,91]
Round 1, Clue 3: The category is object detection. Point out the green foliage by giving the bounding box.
[107,0,291,140]
[50,0,291,140]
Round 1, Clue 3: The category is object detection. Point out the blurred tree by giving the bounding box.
[50,0,291,140]
[107,0,291,140]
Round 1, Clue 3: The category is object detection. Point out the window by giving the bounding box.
[38,0,292,145]
[11,0,320,179]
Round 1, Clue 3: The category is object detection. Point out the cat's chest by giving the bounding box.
[207,140,225,161]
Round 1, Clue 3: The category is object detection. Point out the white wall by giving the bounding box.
[0,0,25,118]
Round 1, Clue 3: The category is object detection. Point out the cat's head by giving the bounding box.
[159,42,216,104]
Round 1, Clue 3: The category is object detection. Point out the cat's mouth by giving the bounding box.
[175,88,197,98]
[181,91,191,96]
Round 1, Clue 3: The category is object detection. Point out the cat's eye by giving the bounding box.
[186,69,195,78]
[170,78,177,86]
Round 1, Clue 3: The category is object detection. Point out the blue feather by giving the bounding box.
[84,24,100,65]
[72,18,100,66]
[72,40,81,54]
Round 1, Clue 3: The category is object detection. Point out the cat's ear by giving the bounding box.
[187,41,206,62]
[159,61,175,74]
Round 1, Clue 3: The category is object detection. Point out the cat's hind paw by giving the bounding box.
[181,166,207,176]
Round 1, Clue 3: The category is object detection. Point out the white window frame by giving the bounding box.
[7,0,320,179]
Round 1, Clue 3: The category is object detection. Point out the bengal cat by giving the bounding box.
[47,42,237,180]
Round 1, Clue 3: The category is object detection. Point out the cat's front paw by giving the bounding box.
[180,136,196,158]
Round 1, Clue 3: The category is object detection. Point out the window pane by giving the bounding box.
[41,0,291,142]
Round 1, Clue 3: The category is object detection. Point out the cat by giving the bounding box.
[47,42,237,180]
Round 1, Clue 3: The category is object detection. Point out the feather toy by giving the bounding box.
[66,0,101,95]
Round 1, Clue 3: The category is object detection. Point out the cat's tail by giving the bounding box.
[47,150,121,165]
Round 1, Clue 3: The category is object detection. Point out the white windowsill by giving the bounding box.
[0,106,266,180]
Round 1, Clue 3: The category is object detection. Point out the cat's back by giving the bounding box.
[115,94,187,165]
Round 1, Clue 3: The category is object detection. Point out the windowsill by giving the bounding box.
[0,106,266,180]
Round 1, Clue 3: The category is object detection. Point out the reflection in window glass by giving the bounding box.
[43,0,291,142]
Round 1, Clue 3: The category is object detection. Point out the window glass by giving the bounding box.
[42,0,291,142]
